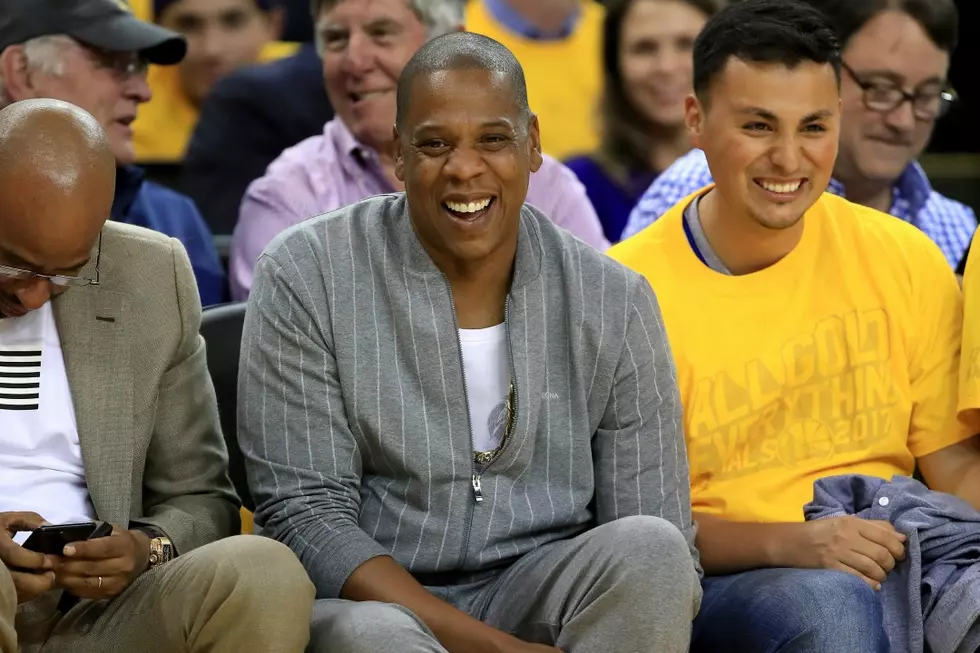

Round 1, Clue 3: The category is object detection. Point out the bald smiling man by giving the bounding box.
[0,99,314,653]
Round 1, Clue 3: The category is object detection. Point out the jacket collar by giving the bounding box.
[827,162,933,224]
[111,165,146,223]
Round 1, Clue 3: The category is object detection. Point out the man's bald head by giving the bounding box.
[395,32,531,132]
[0,98,115,199]
[0,99,116,316]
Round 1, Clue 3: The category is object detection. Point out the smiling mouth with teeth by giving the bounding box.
[444,197,494,218]
[757,179,804,195]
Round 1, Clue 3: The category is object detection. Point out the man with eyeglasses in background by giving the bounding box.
[0,0,227,306]
[618,0,975,271]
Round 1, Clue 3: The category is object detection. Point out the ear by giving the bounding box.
[528,114,543,173]
[684,94,704,150]
[392,124,405,182]
[0,46,40,102]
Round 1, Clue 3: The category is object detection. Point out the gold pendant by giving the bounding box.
[473,381,516,467]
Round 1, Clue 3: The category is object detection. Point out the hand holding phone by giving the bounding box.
[21,521,114,555]
[53,525,150,601]
[0,511,56,604]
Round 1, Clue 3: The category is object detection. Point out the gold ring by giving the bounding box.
[97,576,102,589]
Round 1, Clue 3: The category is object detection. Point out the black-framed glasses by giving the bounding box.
[842,61,957,121]
[0,231,102,288]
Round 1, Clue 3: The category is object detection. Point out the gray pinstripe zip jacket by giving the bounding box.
[238,193,699,598]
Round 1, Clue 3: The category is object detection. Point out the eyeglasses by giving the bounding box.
[842,62,957,121]
[81,43,149,79]
[0,232,102,288]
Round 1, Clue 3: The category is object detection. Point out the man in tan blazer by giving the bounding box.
[0,100,314,651]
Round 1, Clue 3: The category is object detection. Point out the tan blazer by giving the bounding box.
[51,221,240,553]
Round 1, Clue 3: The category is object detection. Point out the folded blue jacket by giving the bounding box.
[805,474,980,653]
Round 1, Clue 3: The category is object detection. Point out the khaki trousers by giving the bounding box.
[0,535,314,653]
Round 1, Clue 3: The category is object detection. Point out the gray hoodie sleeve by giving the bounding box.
[238,248,389,599]
[592,273,701,574]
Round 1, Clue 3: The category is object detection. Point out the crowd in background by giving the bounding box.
[104,0,754,302]
[59,0,972,309]
[3,0,980,650]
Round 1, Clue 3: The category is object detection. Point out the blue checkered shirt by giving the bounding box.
[622,148,977,268]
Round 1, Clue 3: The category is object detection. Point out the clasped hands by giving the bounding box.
[0,511,150,604]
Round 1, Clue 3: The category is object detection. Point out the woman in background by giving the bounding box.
[566,0,720,242]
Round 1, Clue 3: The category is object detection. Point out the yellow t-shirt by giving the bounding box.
[133,40,299,162]
[464,0,602,161]
[958,233,980,432]
[609,190,968,523]
[129,0,151,21]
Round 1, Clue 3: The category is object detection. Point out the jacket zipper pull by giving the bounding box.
[472,474,483,503]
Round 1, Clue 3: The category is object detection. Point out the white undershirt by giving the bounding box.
[458,325,510,453]
[0,303,93,543]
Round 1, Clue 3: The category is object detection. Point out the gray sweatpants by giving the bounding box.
[307,516,701,653]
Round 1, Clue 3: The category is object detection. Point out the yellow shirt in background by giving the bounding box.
[609,190,968,523]
[133,41,299,162]
[129,0,152,21]
[958,233,980,432]
[464,0,602,161]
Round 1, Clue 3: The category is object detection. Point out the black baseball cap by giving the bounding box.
[0,0,187,65]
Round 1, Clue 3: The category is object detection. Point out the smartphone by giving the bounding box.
[21,521,114,555]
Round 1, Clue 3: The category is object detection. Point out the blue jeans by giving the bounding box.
[691,568,890,653]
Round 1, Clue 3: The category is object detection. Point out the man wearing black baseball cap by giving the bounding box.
[0,0,228,308]
[0,0,187,67]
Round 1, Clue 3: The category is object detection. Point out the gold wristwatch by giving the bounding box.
[134,525,175,568]
[148,535,174,568]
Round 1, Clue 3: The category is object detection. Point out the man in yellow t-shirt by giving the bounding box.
[610,1,978,651]
[133,0,296,162]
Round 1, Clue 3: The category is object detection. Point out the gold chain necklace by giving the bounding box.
[473,381,516,466]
